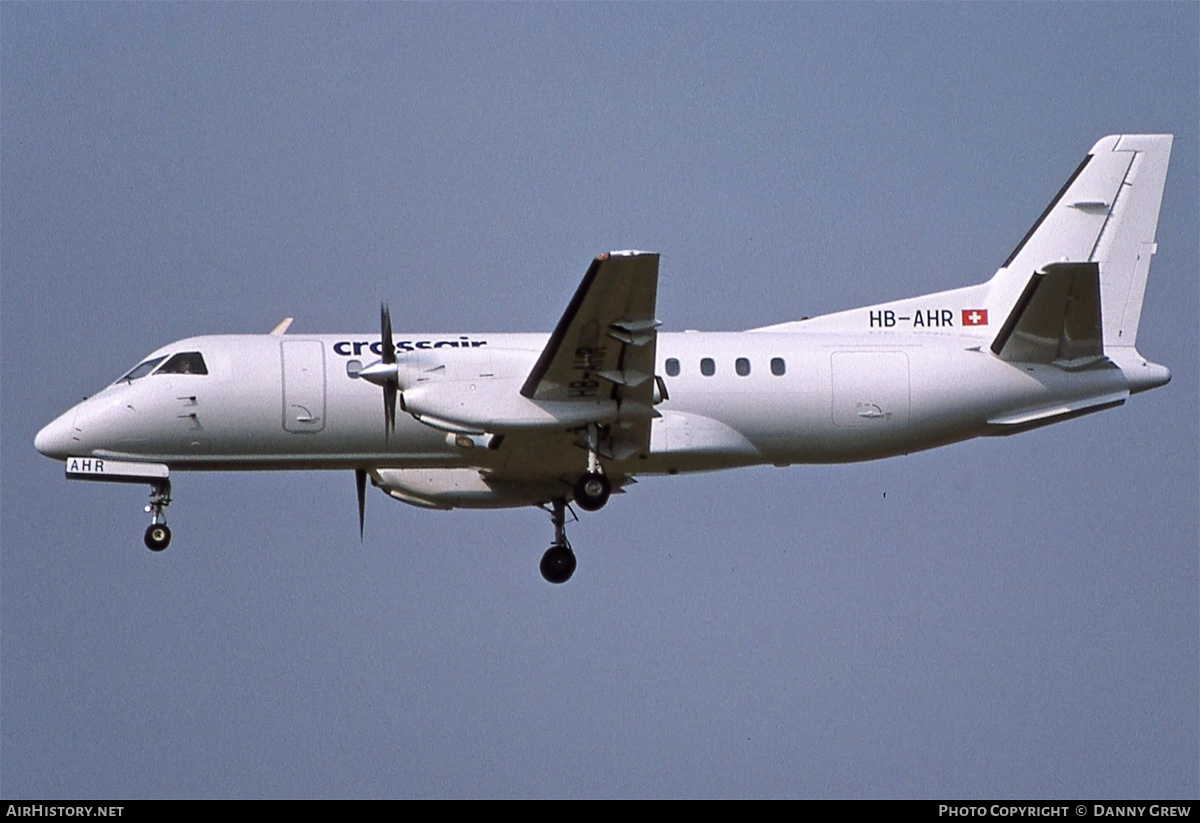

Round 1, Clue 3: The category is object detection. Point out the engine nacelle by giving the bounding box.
[374,468,541,510]
[401,378,620,434]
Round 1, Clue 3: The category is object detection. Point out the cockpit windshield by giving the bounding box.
[118,355,168,383]
[157,352,208,375]
[116,351,208,383]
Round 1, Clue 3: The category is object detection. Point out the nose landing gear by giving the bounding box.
[144,523,171,552]
[142,480,172,552]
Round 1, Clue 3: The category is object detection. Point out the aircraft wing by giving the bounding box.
[521,251,661,459]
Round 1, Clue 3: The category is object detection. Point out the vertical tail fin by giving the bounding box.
[986,134,1173,351]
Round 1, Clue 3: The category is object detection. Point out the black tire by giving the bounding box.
[144,524,171,552]
[540,544,576,584]
[573,472,611,512]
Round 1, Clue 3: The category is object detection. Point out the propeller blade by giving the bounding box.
[381,303,396,365]
[383,384,397,436]
[355,469,367,540]
[381,303,398,437]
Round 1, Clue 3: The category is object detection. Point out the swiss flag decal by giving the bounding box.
[962,309,989,326]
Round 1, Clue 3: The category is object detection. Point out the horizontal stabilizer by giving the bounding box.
[990,262,1103,366]
[985,391,1128,435]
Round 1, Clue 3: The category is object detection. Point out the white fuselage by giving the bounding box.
[36,327,1145,481]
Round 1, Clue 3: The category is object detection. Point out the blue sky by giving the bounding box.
[2,3,1196,798]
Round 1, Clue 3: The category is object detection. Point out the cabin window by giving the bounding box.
[771,357,786,376]
[735,357,751,376]
[346,359,363,378]
[700,357,715,376]
[156,351,208,375]
[665,358,680,377]
[118,356,168,383]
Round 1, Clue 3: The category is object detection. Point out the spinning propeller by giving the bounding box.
[355,303,403,539]
[358,303,401,438]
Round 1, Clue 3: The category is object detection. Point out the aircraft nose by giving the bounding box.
[35,410,78,459]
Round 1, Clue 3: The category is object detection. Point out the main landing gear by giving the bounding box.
[573,472,611,512]
[539,497,576,584]
[142,480,172,552]
[538,424,616,583]
[573,423,611,512]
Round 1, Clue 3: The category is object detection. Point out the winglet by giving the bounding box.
[270,317,294,335]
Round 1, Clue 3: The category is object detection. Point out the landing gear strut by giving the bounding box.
[573,423,611,512]
[143,480,172,552]
[539,497,576,584]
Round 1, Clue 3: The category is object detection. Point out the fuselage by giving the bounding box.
[35,326,1158,482]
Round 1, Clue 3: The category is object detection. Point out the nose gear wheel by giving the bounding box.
[142,480,173,552]
[144,523,171,551]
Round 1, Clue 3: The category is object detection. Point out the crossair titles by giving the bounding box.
[332,337,488,356]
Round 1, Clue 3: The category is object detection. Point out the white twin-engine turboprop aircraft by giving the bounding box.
[36,135,1174,583]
